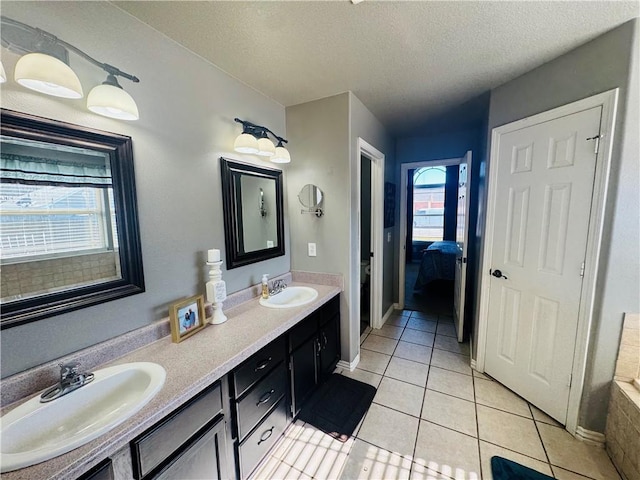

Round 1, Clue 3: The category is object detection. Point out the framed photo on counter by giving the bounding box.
[170,295,206,343]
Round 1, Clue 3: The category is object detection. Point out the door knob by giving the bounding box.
[491,269,508,280]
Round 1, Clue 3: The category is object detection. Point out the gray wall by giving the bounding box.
[285,93,352,359]
[286,92,396,366]
[479,18,639,432]
[0,2,289,377]
[349,92,397,359]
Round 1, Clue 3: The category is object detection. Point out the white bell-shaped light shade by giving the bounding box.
[0,61,6,84]
[15,53,83,99]
[271,145,291,164]
[234,133,259,154]
[257,137,276,157]
[87,83,139,121]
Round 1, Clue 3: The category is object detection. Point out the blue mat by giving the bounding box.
[491,456,554,480]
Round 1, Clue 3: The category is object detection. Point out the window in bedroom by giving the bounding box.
[412,166,446,242]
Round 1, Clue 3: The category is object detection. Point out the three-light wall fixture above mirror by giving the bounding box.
[233,118,291,164]
[0,16,140,121]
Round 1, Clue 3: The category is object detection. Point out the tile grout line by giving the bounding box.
[409,312,438,479]
[471,363,485,480]
[528,402,557,478]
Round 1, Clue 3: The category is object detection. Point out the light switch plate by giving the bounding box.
[308,243,317,257]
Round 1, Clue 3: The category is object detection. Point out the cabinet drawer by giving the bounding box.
[236,363,287,441]
[289,312,318,352]
[153,417,227,480]
[77,459,112,480]
[238,398,288,479]
[234,337,285,397]
[132,382,223,479]
[321,295,340,325]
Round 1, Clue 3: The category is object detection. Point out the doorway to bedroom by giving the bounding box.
[399,157,463,315]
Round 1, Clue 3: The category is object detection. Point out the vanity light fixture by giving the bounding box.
[233,118,291,164]
[271,140,291,164]
[256,131,276,157]
[87,74,139,121]
[14,52,83,99]
[1,16,140,120]
[0,60,6,83]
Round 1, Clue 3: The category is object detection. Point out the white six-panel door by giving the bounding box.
[484,106,602,424]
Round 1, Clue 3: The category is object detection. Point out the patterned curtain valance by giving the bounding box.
[0,153,112,188]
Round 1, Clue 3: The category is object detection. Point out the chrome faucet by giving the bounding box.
[269,279,287,296]
[40,362,95,403]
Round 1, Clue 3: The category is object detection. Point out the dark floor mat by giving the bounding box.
[491,456,554,480]
[298,374,376,442]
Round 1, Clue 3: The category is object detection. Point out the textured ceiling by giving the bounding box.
[114,1,638,135]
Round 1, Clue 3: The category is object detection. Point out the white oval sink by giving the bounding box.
[0,362,166,472]
[259,286,318,309]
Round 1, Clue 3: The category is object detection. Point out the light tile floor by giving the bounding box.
[250,310,621,480]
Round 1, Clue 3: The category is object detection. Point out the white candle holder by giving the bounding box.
[206,261,227,324]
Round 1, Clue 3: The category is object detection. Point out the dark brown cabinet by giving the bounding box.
[289,295,341,417]
[318,307,340,380]
[231,293,341,479]
[130,381,229,480]
[154,418,228,480]
[77,459,113,480]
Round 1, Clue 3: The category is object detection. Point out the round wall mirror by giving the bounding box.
[298,184,323,208]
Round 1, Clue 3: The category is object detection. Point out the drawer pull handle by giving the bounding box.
[257,389,275,406]
[257,426,274,445]
[322,332,328,349]
[255,357,272,372]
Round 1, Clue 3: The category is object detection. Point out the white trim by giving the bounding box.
[398,157,464,308]
[380,303,396,327]
[476,89,619,435]
[575,427,606,448]
[357,138,385,331]
[337,353,360,372]
[470,358,477,371]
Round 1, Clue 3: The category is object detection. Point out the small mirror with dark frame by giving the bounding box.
[220,158,284,269]
[0,109,145,329]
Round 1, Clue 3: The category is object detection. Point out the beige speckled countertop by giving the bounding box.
[2,282,340,480]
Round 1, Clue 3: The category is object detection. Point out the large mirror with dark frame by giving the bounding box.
[0,109,145,328]
[220,158,284,269]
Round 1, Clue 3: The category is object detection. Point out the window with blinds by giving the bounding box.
[0,183,116,262]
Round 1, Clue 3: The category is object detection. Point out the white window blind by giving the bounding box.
[0,183,114,261]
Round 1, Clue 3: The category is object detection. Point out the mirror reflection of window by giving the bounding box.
[412,167,446,242]
[239,175,278,253]
[0,137,121,303]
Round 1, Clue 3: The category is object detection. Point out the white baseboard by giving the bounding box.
[575,426,606,448]
[380,304,396,326]
[336,352,360,372]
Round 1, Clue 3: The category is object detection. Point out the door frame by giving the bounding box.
[476,88,619,434]
[357,138,385,329]
[398,157,463,309]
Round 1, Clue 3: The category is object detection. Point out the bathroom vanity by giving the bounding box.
[0,282,341,480]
